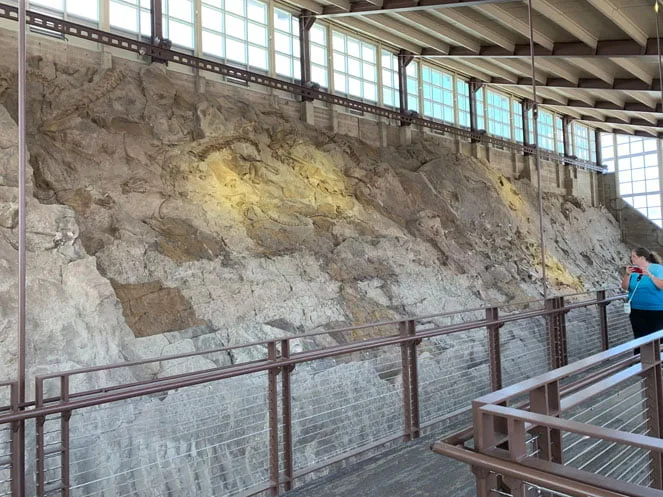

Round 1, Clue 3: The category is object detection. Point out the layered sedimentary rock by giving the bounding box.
[0,54,630,495]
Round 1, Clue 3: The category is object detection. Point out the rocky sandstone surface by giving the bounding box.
[0,51,635,497]
[0,56,629,390]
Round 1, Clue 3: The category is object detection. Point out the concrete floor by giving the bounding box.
[285,434,476,497]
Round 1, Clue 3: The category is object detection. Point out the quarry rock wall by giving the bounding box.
[0,25,636,496]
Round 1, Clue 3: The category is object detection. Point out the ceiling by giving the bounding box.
[282,0,663,138]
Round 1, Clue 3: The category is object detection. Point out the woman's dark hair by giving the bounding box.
[634,247,661,264]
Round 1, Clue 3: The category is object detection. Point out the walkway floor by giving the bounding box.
[285,433,475,497]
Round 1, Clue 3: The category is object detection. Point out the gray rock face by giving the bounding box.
[0,53,633,495]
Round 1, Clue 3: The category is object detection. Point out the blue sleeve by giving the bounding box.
[651,264,663,278]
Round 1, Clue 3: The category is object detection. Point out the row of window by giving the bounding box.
[26,0,596,160]
[602,134,662,227]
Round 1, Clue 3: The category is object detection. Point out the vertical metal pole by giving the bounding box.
[557,297,568,367]
[522,99,531,155]
[641,339,663,489]
[17,1,27,495]
[486,307,502,392]
[298,10,314,89]
[594,128,602,169]
[267,342,280,497]
[469,79,480,143]
[561,116,571,163]
[399,320,419,440]
[280,340,294,492]
[545,298,556,370]
[597,290,609,351]
[151,0,163,44]
[10,382,20,497]
[397,50,413,126]
[60,376,70,497]
[527,0,548,299]
[399,321,413,442]
[35,380,45,497]
[408,321,420,440]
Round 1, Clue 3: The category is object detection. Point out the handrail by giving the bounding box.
[31,289,624,383]
[437,331,663,497]
[474,330,663,406]
[0,291,622,424]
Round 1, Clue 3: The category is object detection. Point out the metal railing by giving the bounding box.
[0,289,633,497]
[433,330,663,497]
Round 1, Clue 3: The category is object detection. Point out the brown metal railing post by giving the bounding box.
[280,340,294,492]
[503,418,527,497]
[486,307,502,391]
[60,376,70,497]
[472,403,498,497]
[529,381,562,464]
[267,342,280,496]
[641,339,663,488]
[10,382,21,497]
[35,379,45,497]
[597,290,609,351]
[399,320,419,441]
[546,297,567,369]
[545,298,557,370]
[557,296,568,367]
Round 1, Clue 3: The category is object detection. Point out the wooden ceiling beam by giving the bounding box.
[583,0,648,47]
[394,11,481,52]
[316,0,519,18]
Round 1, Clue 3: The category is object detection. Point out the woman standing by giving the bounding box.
[621,247,663,344]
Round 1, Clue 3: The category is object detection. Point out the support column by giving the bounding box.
[594,128,602,169]
[150,0,169,63]
[469,78,483,143]
[398,50,414,126]
[299,10,316,124]
[522,99,532,155]
[562,115,572,164]
[151,0,163,45]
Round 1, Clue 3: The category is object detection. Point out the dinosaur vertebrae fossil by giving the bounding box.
[42,68,128,127]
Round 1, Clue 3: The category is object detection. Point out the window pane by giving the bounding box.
[226,38,247,63]
[202,31,224,57]
[311,45,326,64]
[248,0,266,22]
[169,0,192,22]
[110,2,138,31]
[248,46,268,70]
[311,25,326,44]
[274,9,290,32]
[248,23,266,45]
[275,32,291,54]
[68,0,98,20]
[202,7,222,29]
[168,20,193,48]
[226,15,246,39]
[30,0,63,10]
[227,1,244,15]
[275,53,292,77]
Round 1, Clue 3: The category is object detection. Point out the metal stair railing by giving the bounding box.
[433,331,663,497]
